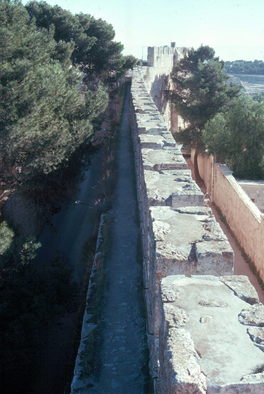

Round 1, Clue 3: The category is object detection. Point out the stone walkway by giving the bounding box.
[84,84,150,393]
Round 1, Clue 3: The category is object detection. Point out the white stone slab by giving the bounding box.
[159,275,264,393]
[144,169,203,206]
[142,148,187,171]
[151,206,233,276]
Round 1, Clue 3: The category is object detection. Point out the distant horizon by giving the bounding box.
[22,0,264,62]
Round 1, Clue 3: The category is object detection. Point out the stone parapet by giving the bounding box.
[141,147,186,171]
[144,169,204,207]
[151,206,233,277]
[130,67,263,393]
[159,275,264,394]
[192,149,264,283]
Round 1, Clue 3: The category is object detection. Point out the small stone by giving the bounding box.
[247,327,264,345]
[199,315,213,324]
[161,285,183,302]
[164,304,189,328]
[241,371,264,383]
[198,299,228,308]
[238,303,264,326]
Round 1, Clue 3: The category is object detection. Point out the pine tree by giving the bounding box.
[26,1,136,79]
[203,95,264,179]
[171,45,240,147]
[0,1,108,189]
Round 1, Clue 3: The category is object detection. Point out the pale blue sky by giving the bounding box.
[24,0,264,60]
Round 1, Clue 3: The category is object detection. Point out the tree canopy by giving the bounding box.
[0,1,109,189]
[202,95,264,179]
[0,1,136,389]
[224,60,264,75]
[26,1,136,79]
[171,45,240,147]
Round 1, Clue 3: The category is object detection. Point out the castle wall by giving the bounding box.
[141,45,186,132]
[238,180,264,212]
[147,45,177,69]
[192,149,264,282]
[130,67,264,393]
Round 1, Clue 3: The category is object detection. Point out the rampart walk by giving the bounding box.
[130,67,264,393]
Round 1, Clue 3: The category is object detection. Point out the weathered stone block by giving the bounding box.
[159,275,264,393]
[144,169,204,207]
[142,148,187,171]
[139,126,168,135]
[195,241,233,275]
[220,275,259,305]
[139,134,169,150]
[150,206,233,276]
[137,121,169,133]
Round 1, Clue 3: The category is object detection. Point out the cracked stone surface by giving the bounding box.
[159,327,207,394]
[220,275,259,305]
[247,326,264,346]
[136,113,164,124]
[144,169,204,206]
[138,134,175,149]
[159,275,264,393]
[138,126,168,135]
[150,206,233,276]
[239,303,264,326]
[137,121,169,132]
[142,147,187,170]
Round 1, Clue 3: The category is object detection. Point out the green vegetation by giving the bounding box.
[19,238,42,265]
[171,45,240,148]
[0,221,14,257]
[224,60,264,75]
[0,1,136,391]
[0,0,136,192]
[171,45,264,179]
[0,1,105,190]
[203,95,264,179]
[26,1,136,80]
[252,92,264,102]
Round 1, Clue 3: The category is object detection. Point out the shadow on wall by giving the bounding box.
[150,74,169,114]
[191,149,264,283]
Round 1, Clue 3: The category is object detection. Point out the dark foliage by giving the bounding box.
[0,258,78,393]
[0,1,108,190]
[171,45,240,147]
[26,1,137,79]
[224,60,264,75]
[203,95,264,179]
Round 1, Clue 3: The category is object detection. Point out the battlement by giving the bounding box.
[147,43,188,68]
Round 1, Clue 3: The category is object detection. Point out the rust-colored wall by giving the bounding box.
[191,150,264,282]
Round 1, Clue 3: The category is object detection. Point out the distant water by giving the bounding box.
[230,73,264,95]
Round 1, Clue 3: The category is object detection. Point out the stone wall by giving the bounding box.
[192,149,264,283]
[238,180,264,212]
[129,68,264,393]
[141,45,186,133]
[147,45,176,70]
[71,213,112,392]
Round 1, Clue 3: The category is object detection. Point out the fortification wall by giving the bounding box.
[147,45,176,70]
[131,68,264,393]
[239,180,264,212]
[141,45,186,132]
[192,150,264,282]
